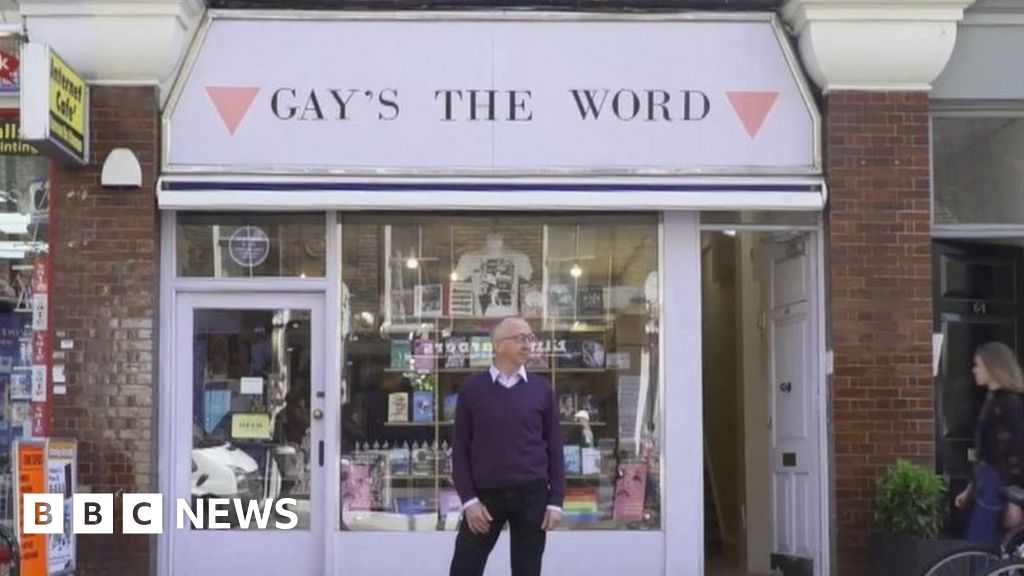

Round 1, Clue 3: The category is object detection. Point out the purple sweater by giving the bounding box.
[452,370,565,507]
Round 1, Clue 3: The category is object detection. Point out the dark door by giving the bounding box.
[933,241,1024,502]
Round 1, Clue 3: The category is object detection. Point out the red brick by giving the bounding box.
[51,86,158,576]
[826,90,933,576]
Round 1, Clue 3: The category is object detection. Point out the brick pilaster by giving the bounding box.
[50,85,159,576]
[825,91,934,575]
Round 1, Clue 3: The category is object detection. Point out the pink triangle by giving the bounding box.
[206,86,260,135]
[726,91,779,139]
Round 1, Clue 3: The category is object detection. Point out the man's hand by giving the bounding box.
[465,502,493,535]
[541,507,562,531]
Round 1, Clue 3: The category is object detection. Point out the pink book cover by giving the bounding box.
[613,462,648,521]
[342,462,372,511]
[413,339,435,372]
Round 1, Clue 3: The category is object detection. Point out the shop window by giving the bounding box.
[933,115,1024,225]
[176,213,326,278]
[0,142,49,524]
[339,213,662,532]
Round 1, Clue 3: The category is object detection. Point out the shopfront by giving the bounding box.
[157,11,827,576]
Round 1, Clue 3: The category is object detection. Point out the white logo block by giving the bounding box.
[73,494,114,534]
[24,494,63,534]
[123,494,163,534]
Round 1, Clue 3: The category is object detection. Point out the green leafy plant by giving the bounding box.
[877,459,948,539]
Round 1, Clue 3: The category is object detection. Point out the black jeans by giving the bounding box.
[449,481,549,576]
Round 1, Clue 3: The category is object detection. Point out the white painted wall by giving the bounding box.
[740,233,772,575]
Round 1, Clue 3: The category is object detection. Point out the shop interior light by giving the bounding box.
[360,312,375,324]
[570,264,583,278]
[723,230,737,237]
[406,257,419,269]
[0,213,30,235]
[450,271,458,282]
[0,24,22,38]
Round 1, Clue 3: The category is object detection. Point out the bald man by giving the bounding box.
[449,316,565,576]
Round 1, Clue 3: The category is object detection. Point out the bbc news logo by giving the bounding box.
[23,494,299,534]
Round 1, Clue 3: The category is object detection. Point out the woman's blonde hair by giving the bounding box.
[976,342,1024,393]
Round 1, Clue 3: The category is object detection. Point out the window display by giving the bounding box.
[0,143,49,526]
[339,213,661,532]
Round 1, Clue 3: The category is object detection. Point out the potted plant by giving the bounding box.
[868,459,960,576]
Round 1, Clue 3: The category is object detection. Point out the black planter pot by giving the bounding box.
[867,532,971,576]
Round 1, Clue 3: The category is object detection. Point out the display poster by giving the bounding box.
[45,439,76,575]
[15,441,47,576]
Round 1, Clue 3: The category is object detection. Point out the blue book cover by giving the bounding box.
[563,444,582,475]
[412,390,434,422]
[388,447,410,476]
[395,497,433,515]
[443,393,458,422]
[204,389,232,433]
[391,340,412,369]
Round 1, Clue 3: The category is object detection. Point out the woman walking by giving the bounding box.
[955,342,1024,547]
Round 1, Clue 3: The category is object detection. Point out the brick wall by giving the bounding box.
[825,91,934,575]
[50,85,159,576]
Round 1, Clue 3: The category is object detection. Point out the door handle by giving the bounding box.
[318,441,324,467]
[313,408,324,420]
[779,382,793,393]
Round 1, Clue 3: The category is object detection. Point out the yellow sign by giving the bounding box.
[0,119,40,156]
[231,413,272,440]
[47,51,86,159]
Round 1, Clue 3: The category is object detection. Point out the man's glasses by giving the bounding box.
[500,334,537,344]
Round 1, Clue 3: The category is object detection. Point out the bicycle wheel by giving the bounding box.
[979,558,1024,576]
[918,543,1002,576]
[1002,525,1024,557]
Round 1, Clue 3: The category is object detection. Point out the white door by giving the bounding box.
[172,293,325,576]
[768,235,820,575]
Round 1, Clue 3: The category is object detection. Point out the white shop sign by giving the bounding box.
[164,14,818,175]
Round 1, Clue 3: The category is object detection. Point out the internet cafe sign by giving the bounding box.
[165,15,818,175]
[20,43,89,166]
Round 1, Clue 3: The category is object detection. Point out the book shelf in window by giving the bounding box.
[344,219,659,531]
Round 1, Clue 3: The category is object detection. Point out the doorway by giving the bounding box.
[169,292,327,576]
[701,230,826,576]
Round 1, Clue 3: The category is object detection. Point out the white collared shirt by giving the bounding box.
[488,364,528,388]
[463,364,561,515]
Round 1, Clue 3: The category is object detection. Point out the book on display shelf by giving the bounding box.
[563,487,599,523]
[557,339,584,368]
[577,394,600,421]
[578,286,605,317]
[581,447,601,476]
[388,392,409,423]
[563,444,582,476]
[395,497,433,515]
[388,446,410,477]
[519,281,544,318]
[341,462,373,511]
[469,336,492,367]
[391,340,412,370]
[412,339,435,372]
[613,462,648,522]
[414,283,443,319]
[558,393,576,420]
[444,337,469,369]
[548,284,575,319]
[526,340,549,369]
[412,390,434,423]
[443,393,459,421]
[581,340,605,368]
[410,443,435,476]
[449,282,476,318]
